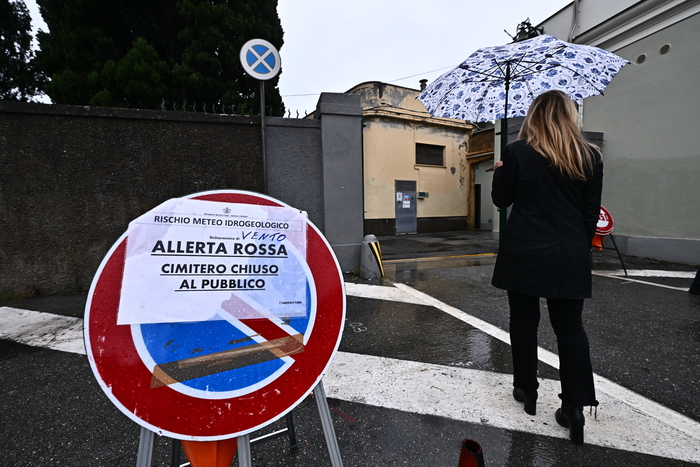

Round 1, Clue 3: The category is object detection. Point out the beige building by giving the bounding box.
[344,81,484,236]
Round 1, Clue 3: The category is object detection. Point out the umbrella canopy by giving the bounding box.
[418,34,629,122]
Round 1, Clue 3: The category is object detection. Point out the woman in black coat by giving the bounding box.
[491,90,603,445]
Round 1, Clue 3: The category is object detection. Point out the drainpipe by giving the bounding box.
[568,0,579,42]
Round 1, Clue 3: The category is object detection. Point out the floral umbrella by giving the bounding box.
[417,34,629,123]
[418,33,628,240]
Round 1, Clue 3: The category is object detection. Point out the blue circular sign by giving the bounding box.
[240,39,281,80]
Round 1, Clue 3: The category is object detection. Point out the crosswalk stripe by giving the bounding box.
[324,352,700,463]
[596,269,696,279]
[345,282,700,461]
[592,271,690,291]
[3,277,700,463]
[0,306,85,355]
[344,282,427,304]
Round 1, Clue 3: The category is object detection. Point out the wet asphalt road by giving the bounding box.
[1,230,700,466]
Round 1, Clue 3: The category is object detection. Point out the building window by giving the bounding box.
[416,143,445,166]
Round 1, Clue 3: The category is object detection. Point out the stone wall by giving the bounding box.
[0,100,358,296]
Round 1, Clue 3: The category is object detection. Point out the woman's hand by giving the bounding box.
[494,160,504,169]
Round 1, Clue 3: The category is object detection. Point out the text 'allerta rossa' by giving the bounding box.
[151,240,288,257]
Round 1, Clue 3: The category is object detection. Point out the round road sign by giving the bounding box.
[596,206,614,236]
[239,39,281,80]
[84,190,345,440]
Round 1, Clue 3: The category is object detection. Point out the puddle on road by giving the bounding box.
[383,255,498,277]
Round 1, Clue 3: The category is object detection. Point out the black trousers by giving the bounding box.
[507,291,598,407]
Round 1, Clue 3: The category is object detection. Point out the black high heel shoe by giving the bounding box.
[512,388,537,415]
[555,400,585,445]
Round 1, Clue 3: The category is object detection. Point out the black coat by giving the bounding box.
[491,139,603,299]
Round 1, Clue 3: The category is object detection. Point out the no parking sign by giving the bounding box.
[84,190,345,440]
[596,206,614,235]
[239,39,281,81]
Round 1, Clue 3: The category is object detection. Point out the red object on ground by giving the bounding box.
[458,439,485,467]
[181,439,238,467]
[592,234,605,250]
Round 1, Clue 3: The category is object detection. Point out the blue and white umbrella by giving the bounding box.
[418,34,629,122]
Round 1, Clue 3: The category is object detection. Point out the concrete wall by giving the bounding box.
[269,93,364,269]
[0,102,263,296]
[266,117,324,228]
[582,14,700,265]
[539,3,700,265]
[603,20,695,223]
[538,0,639,42]
[316,93,365,268]
[0,93,364,296]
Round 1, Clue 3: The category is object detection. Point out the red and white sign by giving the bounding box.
[84,190,346,440]
[596,206,614,236]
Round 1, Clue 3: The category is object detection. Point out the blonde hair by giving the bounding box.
[518,90,598,180]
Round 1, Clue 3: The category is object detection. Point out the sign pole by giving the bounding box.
[260,80,268,193]
[240,38,280,195]
[237,435,253,467]
[314,381,344,467]
[136,427,156,467]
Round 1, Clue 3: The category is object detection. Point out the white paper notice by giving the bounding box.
[117,198,309,325]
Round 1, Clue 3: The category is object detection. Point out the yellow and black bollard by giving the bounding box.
[360,234,384,279]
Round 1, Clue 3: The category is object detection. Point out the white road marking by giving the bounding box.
[3,276,700,463]
[593,270,691,292]
[324,352,700,463]
[344,282,427,305]
[597,269,696,278]
[0,307,85,355]
[344,282,700,461]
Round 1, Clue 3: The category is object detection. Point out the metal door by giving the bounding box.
[395,180,417,234]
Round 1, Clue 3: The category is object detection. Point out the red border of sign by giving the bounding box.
[84,190,346,440]
[596,205,614,236]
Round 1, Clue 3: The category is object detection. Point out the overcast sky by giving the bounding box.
[24,0,571,112]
